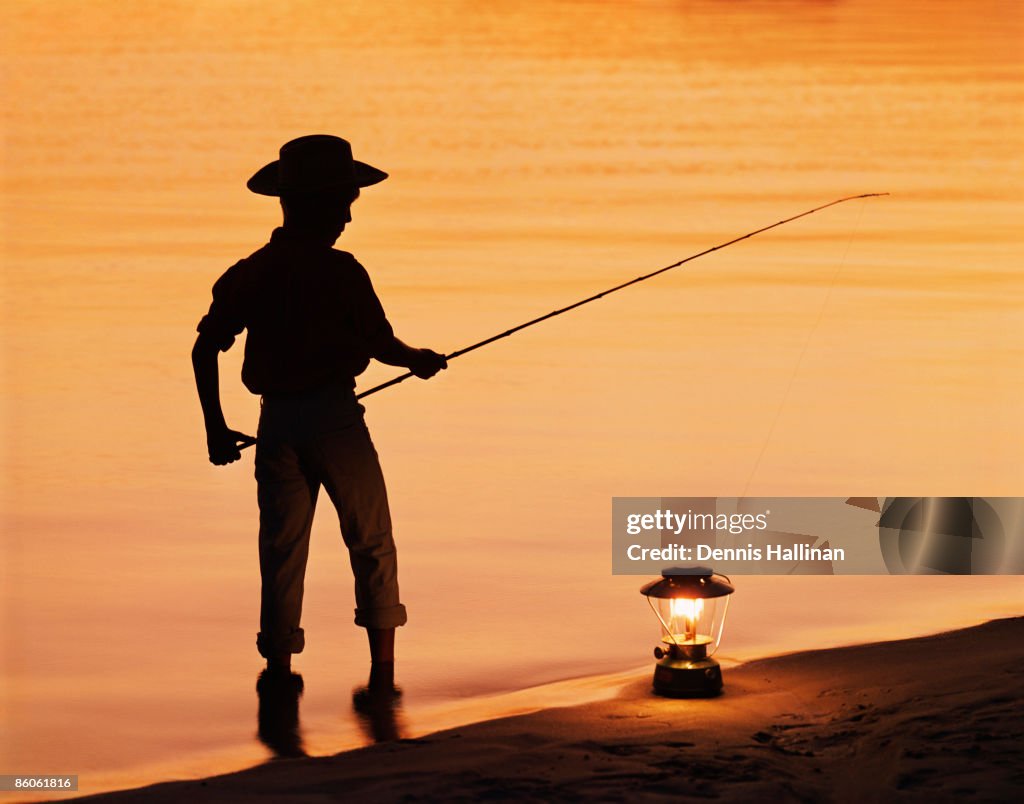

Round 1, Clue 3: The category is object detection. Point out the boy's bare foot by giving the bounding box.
[265,654,292,674]
[352,660,401,711]
[368,659,394,690]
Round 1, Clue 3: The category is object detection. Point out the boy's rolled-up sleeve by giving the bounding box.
[196,261,247,352]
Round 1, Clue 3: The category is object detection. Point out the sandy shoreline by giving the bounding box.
[72,618,1022,802]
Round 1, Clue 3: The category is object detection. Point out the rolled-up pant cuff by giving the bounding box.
[354,604,408,629]
[256,627,305,658]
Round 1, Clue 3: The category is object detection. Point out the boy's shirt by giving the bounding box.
[197,227,394,395]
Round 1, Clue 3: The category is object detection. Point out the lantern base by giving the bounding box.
[652,655,723,698]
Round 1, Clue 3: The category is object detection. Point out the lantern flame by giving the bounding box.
[669,597,704,641]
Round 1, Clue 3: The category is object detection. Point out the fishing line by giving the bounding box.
[740,196,872,498]
[357,193,889,400]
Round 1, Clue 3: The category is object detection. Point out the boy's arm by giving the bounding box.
[374,335,447,379]
[191,333,256,465]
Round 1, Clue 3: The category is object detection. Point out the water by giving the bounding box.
[2,0,1022,796]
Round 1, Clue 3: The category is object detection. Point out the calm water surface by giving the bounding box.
[2,0,1022,796]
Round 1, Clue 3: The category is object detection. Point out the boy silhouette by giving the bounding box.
[192,135,445,698]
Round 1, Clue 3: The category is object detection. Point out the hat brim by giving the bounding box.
[246,160,389,196]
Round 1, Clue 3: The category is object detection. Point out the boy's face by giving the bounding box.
[325,188,360,234]
[282,188,361,242]
[311,188,359,242]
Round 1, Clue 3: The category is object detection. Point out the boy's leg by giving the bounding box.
[316,420,407,674]
[255,432,320,668]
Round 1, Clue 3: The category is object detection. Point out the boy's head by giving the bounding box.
[247,135,383,244]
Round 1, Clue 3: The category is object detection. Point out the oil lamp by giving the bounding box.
[640,566,735,697]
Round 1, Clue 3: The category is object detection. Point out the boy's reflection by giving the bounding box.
[256,669,306,758]
[352,686,408,743]
[255,672,407,759]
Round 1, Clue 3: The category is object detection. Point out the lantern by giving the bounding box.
[640,566,735,697]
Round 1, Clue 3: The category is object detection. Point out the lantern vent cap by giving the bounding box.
[639,566,735,599]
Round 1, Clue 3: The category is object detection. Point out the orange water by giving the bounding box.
[2,0,1022,796]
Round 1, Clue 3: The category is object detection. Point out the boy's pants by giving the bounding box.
[253,381,407,660]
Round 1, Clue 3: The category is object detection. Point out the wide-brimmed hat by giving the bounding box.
[247,134,388,196]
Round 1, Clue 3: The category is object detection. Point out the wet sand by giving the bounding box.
[77,618,1022,802]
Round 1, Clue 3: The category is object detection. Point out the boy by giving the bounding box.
[192,135,446,698]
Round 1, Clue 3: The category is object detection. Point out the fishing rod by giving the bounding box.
[357,192,888,400]
[234,193,886,452]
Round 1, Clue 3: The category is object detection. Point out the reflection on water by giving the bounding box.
[2,0,1022,797]
[352,687,408,745]
[255,670,306,759]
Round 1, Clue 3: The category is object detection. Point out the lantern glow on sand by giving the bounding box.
[640,566,735,697]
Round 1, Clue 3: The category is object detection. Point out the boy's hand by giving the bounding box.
[207,427,257,465]
[410,349,448,380]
